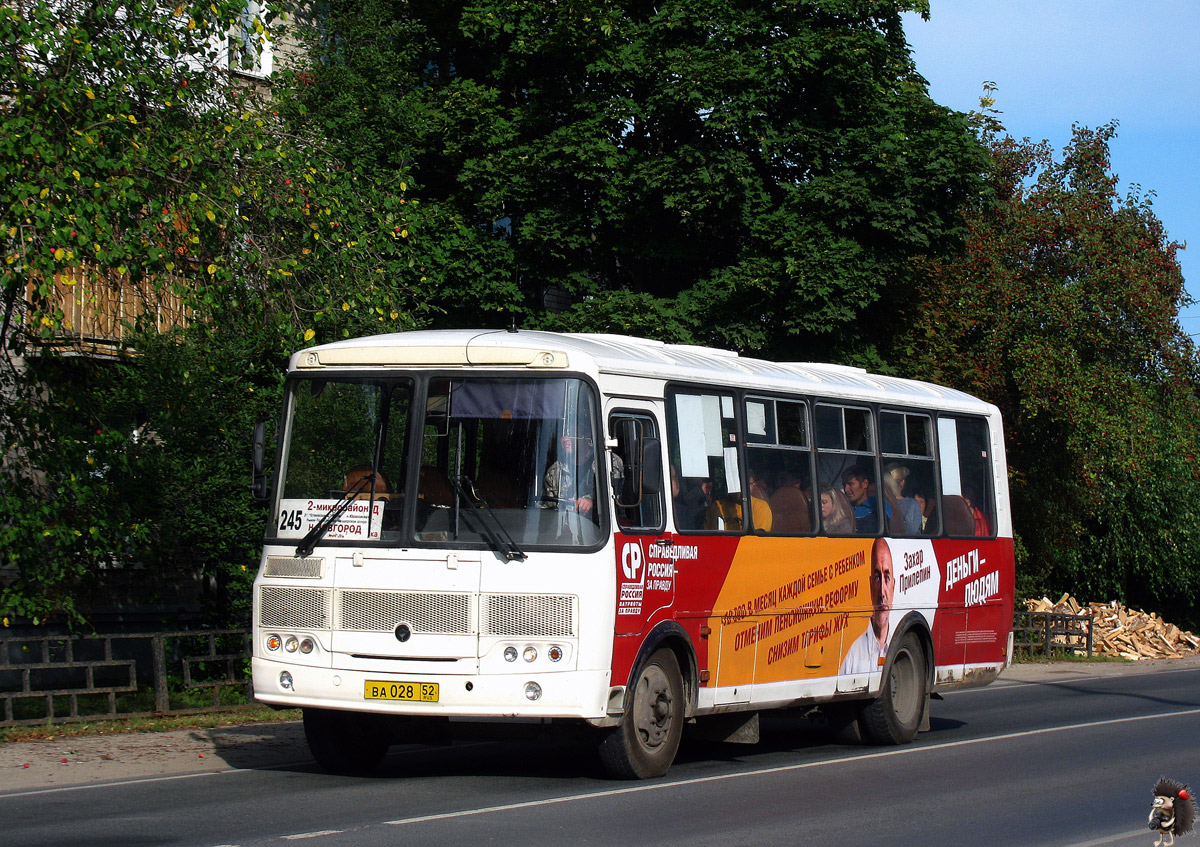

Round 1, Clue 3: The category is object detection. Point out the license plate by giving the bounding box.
[364,681,439,702]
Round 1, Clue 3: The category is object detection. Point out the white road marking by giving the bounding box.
[282,831,343,840]
[1059,829,1148,846]
[384,705,1200,826]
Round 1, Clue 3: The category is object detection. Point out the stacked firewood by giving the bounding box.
[1025,594,1200,660]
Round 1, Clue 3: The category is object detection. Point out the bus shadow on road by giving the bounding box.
[235,709,972,782]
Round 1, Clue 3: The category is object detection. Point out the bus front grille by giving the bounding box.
[264,556,325,578]
[258,587,577,639]
[482,594,575,638]
[259,586,331,629]
[337,590,473,634]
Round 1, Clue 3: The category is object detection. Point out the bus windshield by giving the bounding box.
[273,375,604,550]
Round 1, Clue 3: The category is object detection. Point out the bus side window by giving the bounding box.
[814,404,880,536]
[667,390,739,533]
[745,397,815,536]
[611,414,665,532]
[936,416,995,538]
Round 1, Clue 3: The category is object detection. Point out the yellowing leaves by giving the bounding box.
[205,209,216,222]
[304,328,315,341]
[206,263,217,275]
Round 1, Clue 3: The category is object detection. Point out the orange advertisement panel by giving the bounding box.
[611,532,1014,692]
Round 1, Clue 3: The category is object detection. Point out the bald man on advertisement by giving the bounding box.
[839,538,896,675]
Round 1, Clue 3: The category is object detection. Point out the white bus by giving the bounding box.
[251,330,1014,778]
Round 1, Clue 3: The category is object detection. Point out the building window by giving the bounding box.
[228,0,273,77]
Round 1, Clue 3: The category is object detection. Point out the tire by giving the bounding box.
[303,708,391,775]
[598,648,685,779]
[858,632,927,745]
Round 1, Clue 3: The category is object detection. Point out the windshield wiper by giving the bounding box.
[294,473,375,558]
[450,476,527,561]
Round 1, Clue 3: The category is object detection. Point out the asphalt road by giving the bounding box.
[2,658,1198,847]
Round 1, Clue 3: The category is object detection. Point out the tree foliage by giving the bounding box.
[286,0,986,362]
[905,122,1200,627]
[0,0,436,624]
[6,2,1198,635]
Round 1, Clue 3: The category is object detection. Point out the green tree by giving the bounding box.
[285,0,987,362]
[905,122,1200,627]
[0,0,434,625]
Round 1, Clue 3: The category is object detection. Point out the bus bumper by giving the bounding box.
[253,657,611,720]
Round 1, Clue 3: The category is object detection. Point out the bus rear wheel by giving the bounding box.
[859,632,927,745]
[303,708,391,774]
[598,648,684,779]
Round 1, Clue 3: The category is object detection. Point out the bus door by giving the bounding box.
[608,406,673,633]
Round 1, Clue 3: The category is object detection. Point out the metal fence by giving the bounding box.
[1012,610,1094,658]
[1,611,1097,728]
[0,630,252,727]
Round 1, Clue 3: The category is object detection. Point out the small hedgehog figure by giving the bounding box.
[1150,778,1197,846]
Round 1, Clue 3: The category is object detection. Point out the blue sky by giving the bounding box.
[902,1,1200,339]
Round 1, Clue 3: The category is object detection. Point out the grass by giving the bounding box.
[0,706,301,743]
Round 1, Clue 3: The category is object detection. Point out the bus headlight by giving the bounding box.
[504,646,518,662]
[299,638,315,654]
[279,671,294,691]
[524,682,542,701]
[284,636,299,653]
[523,646,538,663]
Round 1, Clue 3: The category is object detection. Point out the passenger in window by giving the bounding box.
[343,465,390,499]
[882,462,922,536]
[842,465,884,534]
[819,486,855,535]
[748,468,773,532]
[768,472,812,534]
[706,493,742,531]
[907,481,934,533]
[543,435,597,517]
[671,466,709,531]
[963,485,991,536]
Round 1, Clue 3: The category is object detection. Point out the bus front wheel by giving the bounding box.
[598,648,684,779]
[859,632,927,745]
[303,708,390,774]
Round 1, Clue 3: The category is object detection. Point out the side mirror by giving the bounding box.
[252,417,270,503]
[641,436,662,495]
[611,420,663,507]
[612,418,641,508]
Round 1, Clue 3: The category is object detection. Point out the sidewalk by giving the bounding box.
[996,653,1200,685]
[0,720,309,793]
[3,655,1199,793]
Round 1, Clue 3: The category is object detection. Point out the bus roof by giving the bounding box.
[290,329,995,414]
